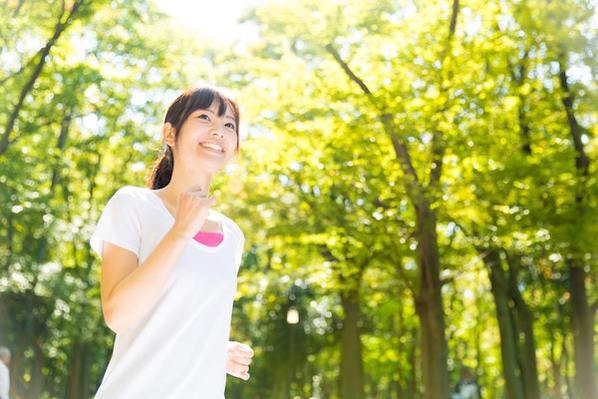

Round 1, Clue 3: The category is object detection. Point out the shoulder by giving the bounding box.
[108,185,153,206]
[100,186,155,221]
[113,185,149,199]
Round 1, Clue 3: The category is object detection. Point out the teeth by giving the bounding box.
[200,142,223,153]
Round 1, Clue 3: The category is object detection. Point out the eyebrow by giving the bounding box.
[203,109,236,122]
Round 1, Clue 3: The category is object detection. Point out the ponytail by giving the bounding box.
[146,145,174,189]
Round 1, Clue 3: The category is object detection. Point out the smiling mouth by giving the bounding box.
[199,142,224,153]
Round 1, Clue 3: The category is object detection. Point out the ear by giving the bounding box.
[163,123,176,147]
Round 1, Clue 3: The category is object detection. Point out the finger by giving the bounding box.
[233,352,253,361]
[226,362,244,376]
[232,355,253,364]
[229,342,253,357]
[236,344,254,355]
[231,350,253,360]
[235,364,249,374]
[228,366,250,381]
[228,363,248,376]
[231,357,252,366]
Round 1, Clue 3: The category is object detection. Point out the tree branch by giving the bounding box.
[0,0,85,156]
[428,0,459,189]
[558,52,590,176]
[0,53,38,86]
[324,43,424,203]
[324,44,372,96]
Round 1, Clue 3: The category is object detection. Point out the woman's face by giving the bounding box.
[167,100,238,173]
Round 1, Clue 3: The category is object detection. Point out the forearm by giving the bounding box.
[104,228,187,334]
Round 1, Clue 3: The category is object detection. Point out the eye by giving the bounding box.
[225,122,236,130]
[198,113,210,121]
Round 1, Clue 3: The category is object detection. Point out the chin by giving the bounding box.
[195,160,224,172]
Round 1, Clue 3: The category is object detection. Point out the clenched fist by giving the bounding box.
[171,184,216,239]
[226,341,254,381]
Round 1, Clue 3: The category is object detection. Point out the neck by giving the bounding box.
[160,164,215,205]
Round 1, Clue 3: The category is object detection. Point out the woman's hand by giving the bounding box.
[171,185,216,239]
[226,341,254,381]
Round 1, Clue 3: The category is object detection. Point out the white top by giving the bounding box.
[0,361,9,399]
[89,185,245,399]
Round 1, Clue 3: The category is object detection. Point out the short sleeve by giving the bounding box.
[89,186,142,259]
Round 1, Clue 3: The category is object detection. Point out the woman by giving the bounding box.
[89,86,254,398]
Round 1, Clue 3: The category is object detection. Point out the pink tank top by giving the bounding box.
[192,231,224,247]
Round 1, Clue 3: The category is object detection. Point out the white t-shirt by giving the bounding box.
[0,361,9,399]
[89,185,245,399]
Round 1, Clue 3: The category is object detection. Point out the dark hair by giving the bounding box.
[146,86,240,189]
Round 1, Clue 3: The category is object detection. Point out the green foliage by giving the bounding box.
[0,0,595,398]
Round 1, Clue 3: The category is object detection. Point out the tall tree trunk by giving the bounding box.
[498,45,542,399]
[507,255,540,399]
[414,202,450,399]
[64,339,91,399]
[484,249,525,399]
[29,340,45,398]
[325,3,460,397]
[270,360,290,399]
[557,53,597,399]
[339,292,365,399]
[567,260,596,399]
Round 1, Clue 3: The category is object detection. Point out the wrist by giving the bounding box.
[168,226,189,242]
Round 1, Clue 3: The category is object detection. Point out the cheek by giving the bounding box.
[226,135,238,149]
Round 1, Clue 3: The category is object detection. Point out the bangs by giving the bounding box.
[186,87,230,117]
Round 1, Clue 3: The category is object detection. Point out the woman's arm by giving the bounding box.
[101,185,216,335]
[100,227,187,335]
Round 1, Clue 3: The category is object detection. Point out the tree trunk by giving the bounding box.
[507,256,540,399]
[558,53,597,399]
[270,360,290,399]
[324,2,460,397]
[65,339,92,399]
[339,293,365,399]
[414,202,450,399]
[484,249,525,399]
[568,260,596,399]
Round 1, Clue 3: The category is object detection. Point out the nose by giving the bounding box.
[211,129,224,139]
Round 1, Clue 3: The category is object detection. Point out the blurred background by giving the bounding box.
[0,0,596,398]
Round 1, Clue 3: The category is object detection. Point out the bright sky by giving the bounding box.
[154,0,264,43]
